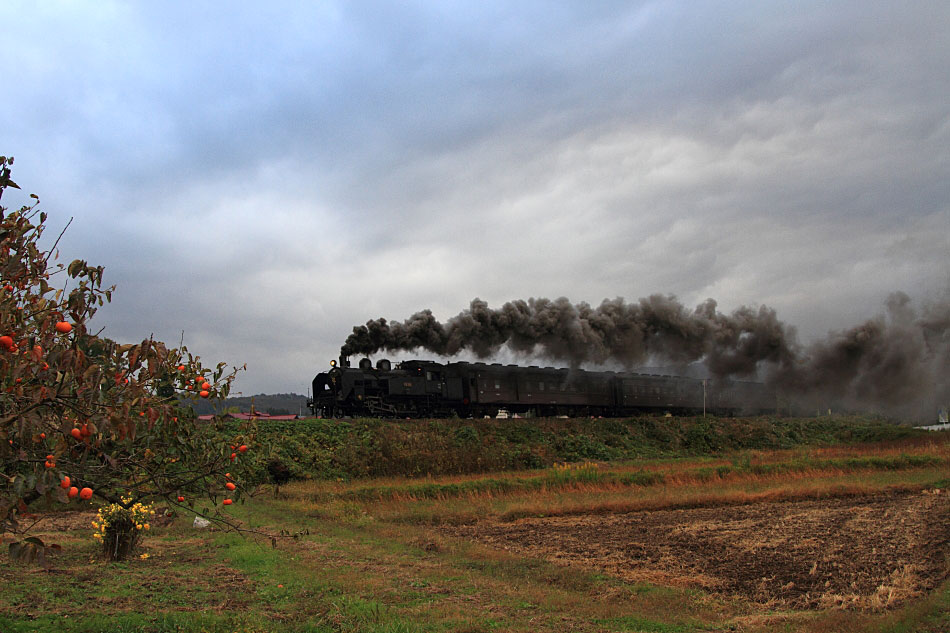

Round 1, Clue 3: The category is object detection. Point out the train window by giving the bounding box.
[539,382,545,391]
[494,379,501,390]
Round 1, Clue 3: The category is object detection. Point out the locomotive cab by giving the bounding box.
[312,373,336,396]
[308,361,344,417]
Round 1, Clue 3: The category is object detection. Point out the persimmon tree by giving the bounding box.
[0,156,254,561]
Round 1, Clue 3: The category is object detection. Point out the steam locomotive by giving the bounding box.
[307,357,777,418]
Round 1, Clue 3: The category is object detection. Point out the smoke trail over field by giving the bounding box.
[771,292,949,418]
[342,295,797,373]
[341,293,949,418]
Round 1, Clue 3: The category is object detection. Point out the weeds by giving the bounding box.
[280,451,946,511]
[543,460,603,487]
[240,415,936,483]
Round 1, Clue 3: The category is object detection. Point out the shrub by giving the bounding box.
[0,157,251,560]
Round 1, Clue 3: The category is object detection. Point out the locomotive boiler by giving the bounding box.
[308,357,776,418]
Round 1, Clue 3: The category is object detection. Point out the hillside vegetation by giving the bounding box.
[188,392,309,416]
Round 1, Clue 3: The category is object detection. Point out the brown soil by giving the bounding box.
[444,489,950,610]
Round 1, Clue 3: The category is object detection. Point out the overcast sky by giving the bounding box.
[3,1,948,396]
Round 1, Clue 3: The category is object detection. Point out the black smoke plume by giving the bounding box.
[771,292,949,419]
[341,293,949,419]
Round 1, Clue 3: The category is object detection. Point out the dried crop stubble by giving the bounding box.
[445,489,949,610]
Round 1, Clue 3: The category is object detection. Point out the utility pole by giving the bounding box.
[702,379,707,418]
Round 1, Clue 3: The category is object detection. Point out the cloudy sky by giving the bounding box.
[3,1,948,396]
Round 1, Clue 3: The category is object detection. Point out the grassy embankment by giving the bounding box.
[1,416,947,633]
[236,413,928,481]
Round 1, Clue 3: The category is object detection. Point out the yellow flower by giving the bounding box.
[139,553,149,559]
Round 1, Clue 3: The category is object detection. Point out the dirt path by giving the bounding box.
[445,489,950,610]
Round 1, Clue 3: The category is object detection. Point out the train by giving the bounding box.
[307,356,777,418]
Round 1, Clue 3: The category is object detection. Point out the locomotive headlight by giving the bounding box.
[330,360,337,367]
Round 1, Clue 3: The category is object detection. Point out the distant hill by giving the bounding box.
[185,393,310,416]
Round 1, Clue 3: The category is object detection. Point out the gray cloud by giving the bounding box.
[1,1,947,402]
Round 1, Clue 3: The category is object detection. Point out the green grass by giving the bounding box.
[593,615,700,632]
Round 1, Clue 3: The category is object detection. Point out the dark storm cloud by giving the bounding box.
[1,1,948,398]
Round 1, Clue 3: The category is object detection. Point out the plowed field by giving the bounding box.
[446,489,950,610]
